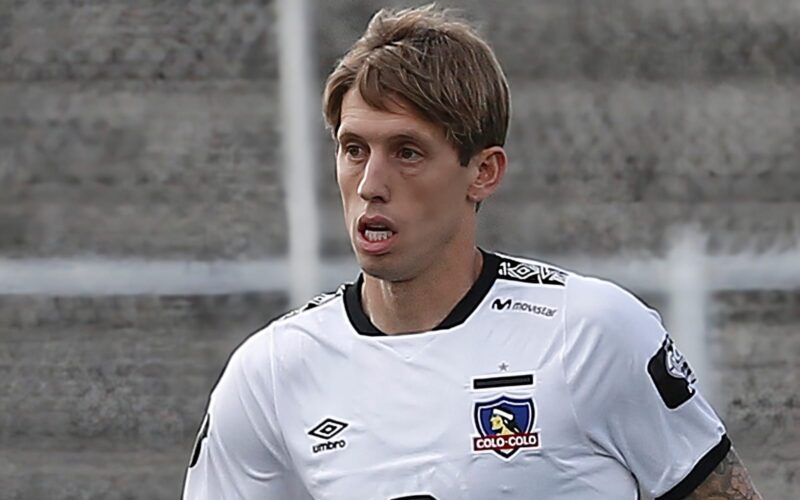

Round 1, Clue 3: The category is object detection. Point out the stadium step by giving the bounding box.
[0,81,285,259]
[319,197,799,257]
[4,80,797,258]
[318,0,800,80]
[0,448,188,500]
[0,1,278,81]
[0,293,287,452]
[5,0,798,82]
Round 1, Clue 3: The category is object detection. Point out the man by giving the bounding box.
[183,5,762,499]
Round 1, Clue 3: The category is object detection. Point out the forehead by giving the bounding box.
[337,89,446,143]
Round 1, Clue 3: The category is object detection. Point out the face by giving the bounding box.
[335,89,478,282]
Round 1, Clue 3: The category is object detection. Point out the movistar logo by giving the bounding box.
[491,298,557,318]
[493,298,512,310]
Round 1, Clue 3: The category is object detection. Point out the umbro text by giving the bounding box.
[312,439,346,454]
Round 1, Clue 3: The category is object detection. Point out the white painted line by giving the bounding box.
[0,251,797,296]
[561,252,800,293]
[0,257,359,297]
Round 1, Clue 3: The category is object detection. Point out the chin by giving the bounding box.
[356,253,410,283]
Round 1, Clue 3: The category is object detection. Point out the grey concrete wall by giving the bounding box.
[0,0,285,259]
[1,0,798,498]
[0,293,287,500]
[316,0,800,257]
[712,290,800,499]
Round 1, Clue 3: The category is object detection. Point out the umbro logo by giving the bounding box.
[491,298,557,318]
[308,418,348,454]
[497,260,567,286]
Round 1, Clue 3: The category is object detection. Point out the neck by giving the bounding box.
[361,245,483,335]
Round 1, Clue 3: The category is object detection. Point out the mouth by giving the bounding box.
[356,215,398,255]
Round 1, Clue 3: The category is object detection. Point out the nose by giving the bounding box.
[357,153,390,203]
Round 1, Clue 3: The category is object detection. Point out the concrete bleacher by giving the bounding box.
[0,294,286,499]
[317,0,800,80]
[316,0,800,257]
[712,290,800,498]
[1,0,798,498]
[0,82,286,258]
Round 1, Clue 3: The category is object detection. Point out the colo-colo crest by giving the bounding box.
[472,395,540,459]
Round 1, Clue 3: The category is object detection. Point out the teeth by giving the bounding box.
[364,230,392,242]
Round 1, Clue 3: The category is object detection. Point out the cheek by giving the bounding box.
[419,169,470,209]
[410,172,470,231]
[336,167,358,205]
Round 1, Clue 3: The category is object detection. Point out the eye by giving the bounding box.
[343,144,365,160]
[398,147,422,161]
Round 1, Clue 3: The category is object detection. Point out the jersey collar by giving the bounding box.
[343,249,500,336]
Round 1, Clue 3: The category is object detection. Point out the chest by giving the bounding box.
[273,324,624,499]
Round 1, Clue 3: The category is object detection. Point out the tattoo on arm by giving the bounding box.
[685,447,762,500]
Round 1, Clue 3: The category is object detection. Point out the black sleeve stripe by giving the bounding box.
[655,434,732,500]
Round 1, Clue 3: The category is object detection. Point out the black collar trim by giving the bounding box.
[343,249,500,337]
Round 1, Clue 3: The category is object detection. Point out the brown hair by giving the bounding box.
[322,4,510,166]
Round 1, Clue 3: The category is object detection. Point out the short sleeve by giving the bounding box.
[562,275,729,499]
[182,325,311,500]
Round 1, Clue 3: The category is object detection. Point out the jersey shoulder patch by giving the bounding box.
[495,254,569,287]
[277,285,346,321]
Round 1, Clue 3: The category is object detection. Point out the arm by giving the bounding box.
[563,276,743,499]
[685,447,762,500]
[183,326,309,499]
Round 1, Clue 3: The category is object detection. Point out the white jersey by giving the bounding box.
[183,250,729,500]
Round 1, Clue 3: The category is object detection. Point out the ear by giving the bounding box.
[466,146,507,204]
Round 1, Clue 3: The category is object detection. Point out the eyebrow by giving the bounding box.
[336,129,431,147]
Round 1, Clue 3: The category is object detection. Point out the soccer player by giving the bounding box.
[183,5,762,499]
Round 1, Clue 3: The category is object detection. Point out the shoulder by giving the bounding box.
[492,251,570,287]
[275,285,347,323]
[228,286,349,374]
[490,251,659,328]
[489,250,650,318]
[563,271,662,334]
[557,269,668,369]
[556,270,673,399]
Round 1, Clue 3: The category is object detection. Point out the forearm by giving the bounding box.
[685,446,762,500]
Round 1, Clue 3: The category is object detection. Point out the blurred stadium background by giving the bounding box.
[1,0,798,498]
